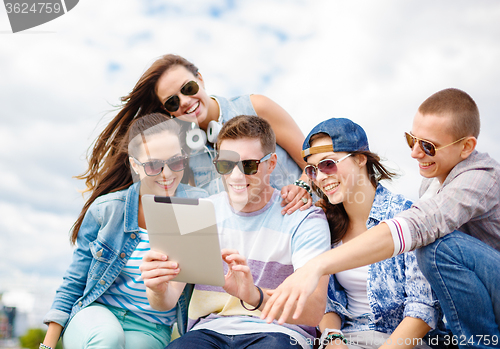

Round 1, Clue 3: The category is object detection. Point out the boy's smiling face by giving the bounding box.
[410,112,467,184]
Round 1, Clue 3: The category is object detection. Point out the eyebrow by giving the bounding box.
[307,153,339,165]
[410,132,442,146]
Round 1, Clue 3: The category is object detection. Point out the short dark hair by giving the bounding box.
[216,115,276,154]
[418,88,480,138]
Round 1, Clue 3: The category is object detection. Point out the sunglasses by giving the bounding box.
[133,155,187,176]
[163,80,200,113]
[405,132,466,157]
[213,153,273,176]
[304,154,352,180]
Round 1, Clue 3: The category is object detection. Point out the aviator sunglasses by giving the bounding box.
[163,80,200,114]
[304,154,352,180]
[405,132,466,157]
[213,153,273,176]
[133,154,187,176]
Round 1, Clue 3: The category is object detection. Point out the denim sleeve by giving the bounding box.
[324,274,346,327]
[402,251,440,329]
[43,208,101,327]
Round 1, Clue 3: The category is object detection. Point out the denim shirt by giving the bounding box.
[188,95,303,195]
[325,184,441,333]
[43,182,208,335]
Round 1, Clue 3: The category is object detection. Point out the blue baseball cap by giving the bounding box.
[301,118,369,160]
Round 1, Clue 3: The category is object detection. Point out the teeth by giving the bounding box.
[421,162,434,167]
[187,102,199,114]
[158,178,175,186]
[232,185,247,190]
[323,183,339,192]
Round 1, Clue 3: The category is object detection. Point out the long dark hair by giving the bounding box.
[71,112,179,244]
[313,150,397,245]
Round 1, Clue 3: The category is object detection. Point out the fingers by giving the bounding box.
[300,194,313,211]
[260,288,285,323]
[139,256,178,273]
[264,289,275,296]
[281,185,312,215]
[140,250,180,287]
[141,263,180,292]
[292,294,308,321]
[221,249,247,266]
[280,186,291,207]
[142,250,167,263]
[142,269,179,288]
[229,264,250,273]
[221,248,239,259]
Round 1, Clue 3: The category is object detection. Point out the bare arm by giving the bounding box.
[380,317,431,349]
[140,250,186,311]
[42,322,63,348]
[261,222,394,324]
[250,94,307,170]
[319,313,348,349]
[250,94,312,213]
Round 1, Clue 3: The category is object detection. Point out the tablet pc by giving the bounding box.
[142,195,225,287]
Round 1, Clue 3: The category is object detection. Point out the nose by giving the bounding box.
[227,163,246,180]
[178,94,191,109]
[315,167,328,182]
[410,142,425,159]
[161,164,173,177]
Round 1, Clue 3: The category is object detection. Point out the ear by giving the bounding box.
[353,153,368,168]
[129,157,140,175]
[197,72,205,89]
[267,153,278,174]
[460,136,477,160]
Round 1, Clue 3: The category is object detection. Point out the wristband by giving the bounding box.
[323,333,347,345]
[40,345,54,349]
[294,179,312,195]
[319,328,345,349]
[240,285,264,311]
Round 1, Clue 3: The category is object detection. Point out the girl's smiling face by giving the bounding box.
[307,137,363,206]
[130,130,185,197]
[155,65,211,126]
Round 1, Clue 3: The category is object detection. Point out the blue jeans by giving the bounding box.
[63,303,172,349]
[416,231,500,348]
[166,329,303,349]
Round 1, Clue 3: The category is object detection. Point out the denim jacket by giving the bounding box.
[43,182,208,335]
[325,184,441,333]
[188,95,302,195]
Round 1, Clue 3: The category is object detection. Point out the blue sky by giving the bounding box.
[1,0,500,329]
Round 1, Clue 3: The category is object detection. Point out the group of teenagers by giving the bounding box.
[41,54,500,349]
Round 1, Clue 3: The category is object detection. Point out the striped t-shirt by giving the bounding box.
[97,228,177,325]
[188,190,330,349]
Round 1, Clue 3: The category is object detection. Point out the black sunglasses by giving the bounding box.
[405,132,466,157]
[163,80,200,114]
[133,155,187,176]
[304,154,351,180]
[213,153,273,176]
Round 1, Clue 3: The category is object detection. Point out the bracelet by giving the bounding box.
[294,179,312,195]
[40,344,54,349]
[240,285,264,311]
[323,333,347,345]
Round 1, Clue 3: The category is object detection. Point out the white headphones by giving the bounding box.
[185,116,223,150]
[206,119,222,144]
[185,123,207,150]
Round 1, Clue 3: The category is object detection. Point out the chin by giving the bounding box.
[227,193,248,206]
[419,170,435,179]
